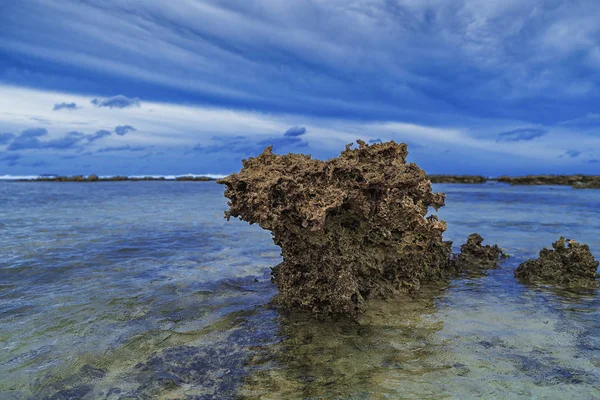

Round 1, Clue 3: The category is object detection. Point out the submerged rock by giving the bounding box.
[218,140,453,319]
[452,233,507,271]
[514,237,599,288]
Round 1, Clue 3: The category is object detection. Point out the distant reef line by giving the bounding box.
[10,174,217,182]
[428,174,600,189]
[4,174,600,188]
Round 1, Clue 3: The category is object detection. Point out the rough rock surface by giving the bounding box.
[218,140,453,319]
[452,233,506,270]
[514,237,599,288]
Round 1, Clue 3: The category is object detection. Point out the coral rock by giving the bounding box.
[218,141,453,319]
[452,233,506,271]
[514,237,599,288]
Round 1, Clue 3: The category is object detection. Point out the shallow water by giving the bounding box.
[0,181,598,399]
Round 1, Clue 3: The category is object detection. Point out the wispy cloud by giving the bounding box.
[1,85,598,176]
[564,149,582,158]
[91,95,140,109]
[7,127,117,151]
[9,130,86,151]
[257,136,308,151]
[0,133,15,145]
[497,128,548,142]
[2,0,599,127]
[29,160,50,168]
[87,130,112,142]
[192,136,259,155]
[114,125,136,136]
[30,117,52,124]
[96,145,147,153]
[284,126,307,137]
[0,152,21,166]
[8,128,50,151]
[193,129,309,157]
[53,102,78,111]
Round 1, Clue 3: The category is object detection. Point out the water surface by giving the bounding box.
[0,182,598,399]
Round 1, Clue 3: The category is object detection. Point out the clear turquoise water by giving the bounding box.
[0,181,598,399]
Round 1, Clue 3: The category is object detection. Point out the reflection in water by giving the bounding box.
[241,288,447,399]
[0,182,599,399]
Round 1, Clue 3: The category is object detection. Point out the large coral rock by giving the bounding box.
[514,237,599,288]
[452,233,506,271]
[218,141,453,319]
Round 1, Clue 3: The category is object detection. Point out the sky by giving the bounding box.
[0,0,599,176]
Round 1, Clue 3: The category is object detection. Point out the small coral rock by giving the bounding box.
[452,233,506,271]
[218,141,454,319]
[514,237,599,288]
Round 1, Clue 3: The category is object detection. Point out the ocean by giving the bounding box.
[0,181,599,399]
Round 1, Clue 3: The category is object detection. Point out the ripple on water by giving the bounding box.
[0,182,598,399]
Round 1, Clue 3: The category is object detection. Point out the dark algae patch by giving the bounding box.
[219,140,454,319]
[515,237,599,288]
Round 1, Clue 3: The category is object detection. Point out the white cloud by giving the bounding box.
[4,0,598,110]
[1,85,598,168]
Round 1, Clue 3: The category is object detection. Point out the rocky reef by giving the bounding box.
[219,141,455,319]
[497,175,600,189]
[451,233,507,271]
[515,237,599,288]
[16,175,215,182]
[422,174,600,188]
[428,175,487,184]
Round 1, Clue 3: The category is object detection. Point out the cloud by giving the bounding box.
[39,131,86,150]
[91,95,140,109]
[29,161,50,168]
[7,127,115,151]
[369,138,382,144]
[559,113,600,127]
[5,0,600,129]
[96,145,147,153]
[193,131,309,156]
[284,126,307,137]
[0,133,15,145]
[20,128,48,138]
[53,102,78,111]
[497,128,548,142]
[8,128,49,150]
[257,136,308,151]
[30,117,52,124]
[192,136,255,155]
[0,152,21,166]
[87,129,112,142]
[1,83,599,175]
[114,125,136,136]
[564,149,582,158]
[141,151,164,159]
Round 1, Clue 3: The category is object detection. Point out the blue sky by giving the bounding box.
[0,0,599,176]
